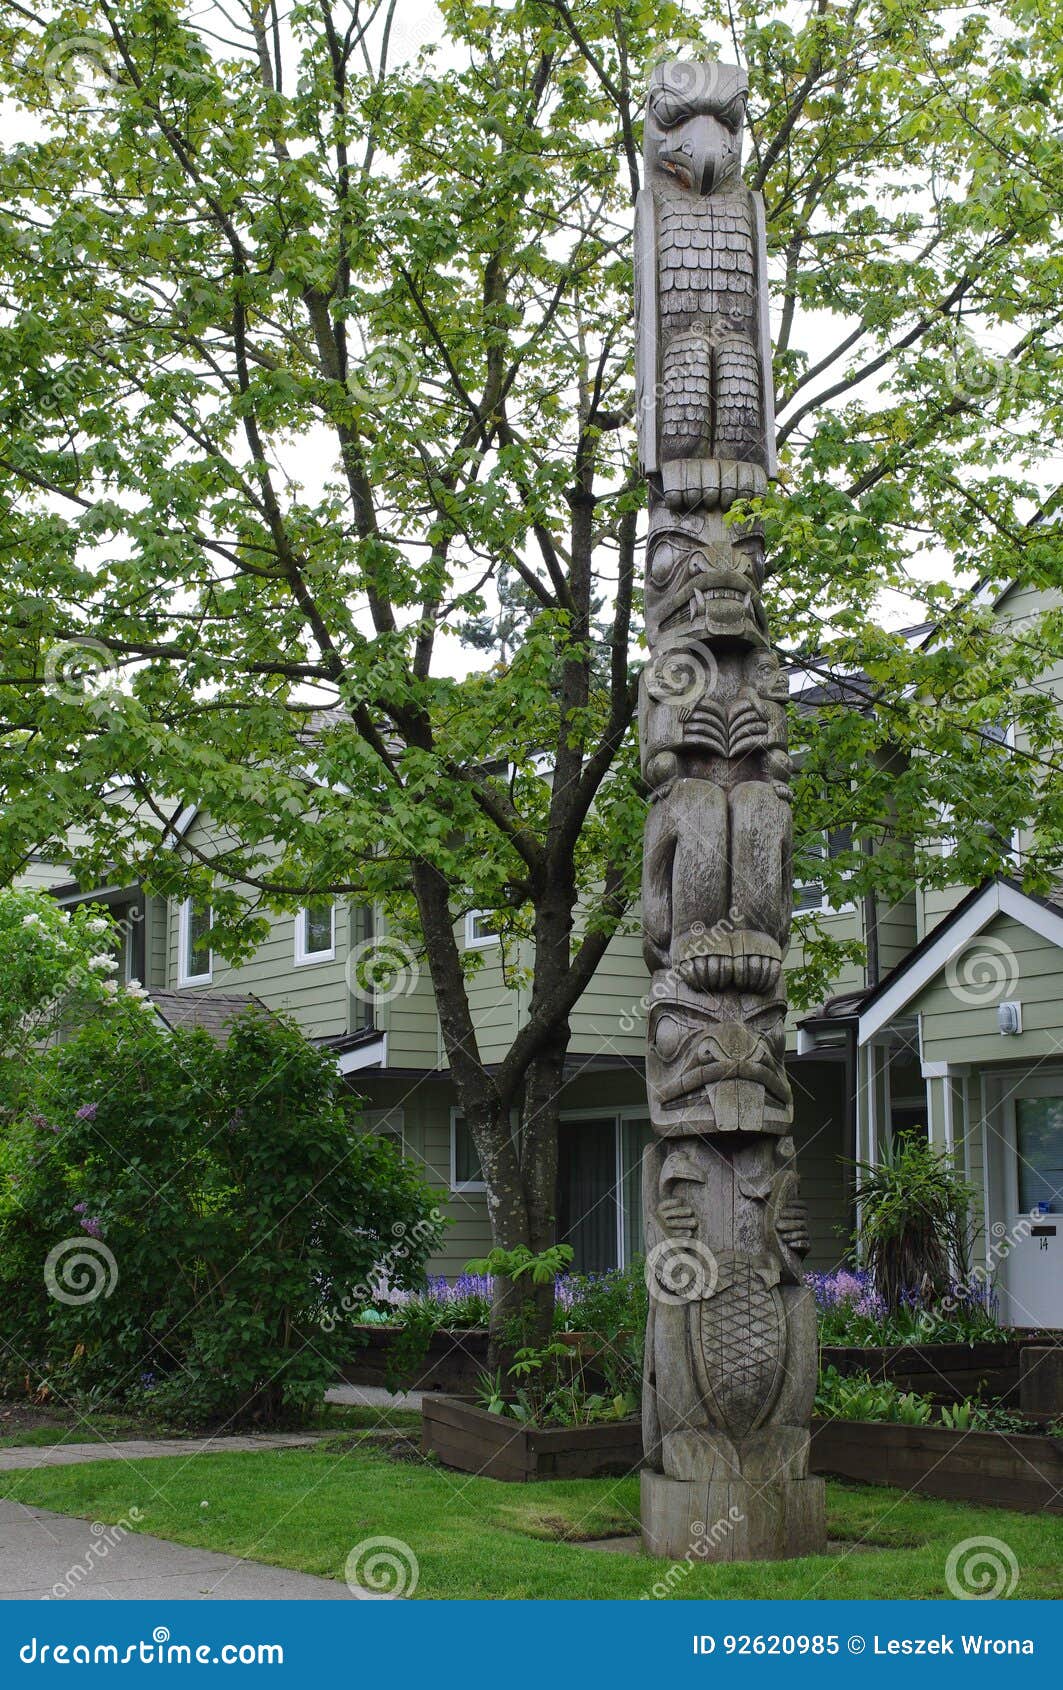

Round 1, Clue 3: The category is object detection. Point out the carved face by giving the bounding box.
[647,988,792,1138]
[645,62,748,196]
[744,649,789,706]
[646,523,767,646]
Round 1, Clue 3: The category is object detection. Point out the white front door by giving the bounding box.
[999,1079,1063,1329]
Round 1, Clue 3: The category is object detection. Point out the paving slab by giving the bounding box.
[0,1433,327,1473]
[324,1384,423,1411]
[0,1500,362,1600]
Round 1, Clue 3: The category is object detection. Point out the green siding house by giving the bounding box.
[23,579,1063,1328]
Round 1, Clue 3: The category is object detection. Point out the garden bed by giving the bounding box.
[810,1416,1063,1514]
[421,1393,642,1482]
[819,1340,1025,1402]
[341,1326,490,1393]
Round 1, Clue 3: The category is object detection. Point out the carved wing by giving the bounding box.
[634,187,659,474]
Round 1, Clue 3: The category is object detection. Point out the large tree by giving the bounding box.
[1,0,1062,1321]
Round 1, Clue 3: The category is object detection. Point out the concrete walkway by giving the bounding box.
[324,1383,423,1411]
[0,1432,328,1473]
[0,1500,361,1600]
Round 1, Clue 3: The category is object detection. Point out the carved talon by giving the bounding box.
[775,1201,811,1257]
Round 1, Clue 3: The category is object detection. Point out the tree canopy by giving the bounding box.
[1,0,1062,1260]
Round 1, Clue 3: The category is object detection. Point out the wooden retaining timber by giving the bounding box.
[809,1417,1063,1515]
[340,1326,490,1393]
[819,1341,1026,1402]
[421,1393,643,1482]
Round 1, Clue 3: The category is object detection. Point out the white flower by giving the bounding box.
[100,980,119,996]
[124,982,149,999]
[88,954,119,973]
[86,917,109,935]
[21,914,42,928]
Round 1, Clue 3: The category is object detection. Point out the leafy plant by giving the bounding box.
[466,1245,574,1286]
[852,1139,980,1311]
[0,1002,443,1426]
[815,1366,936,1426]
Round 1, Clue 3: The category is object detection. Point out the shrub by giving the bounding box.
[853,1137,979,1311]
[0,888,124,1116]
[0,1000,443,1425]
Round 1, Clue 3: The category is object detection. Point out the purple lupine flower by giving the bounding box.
[31,1114,60,1133]
[79,1216,103,1238]
[75,1103,98,1122]
[73,1200,88,1215]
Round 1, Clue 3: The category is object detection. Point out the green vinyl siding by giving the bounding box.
[913,913,1063,1067]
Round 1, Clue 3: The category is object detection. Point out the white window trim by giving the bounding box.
[294,901,336,966]
[793,831,855,917]
[449,1108,487,1193]
[558,1105,652,1270]
[177,899,212,986]
[464,910,500,949]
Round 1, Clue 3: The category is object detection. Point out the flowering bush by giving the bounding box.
[0,889,134,1115]
[809,1267,1000,1345]
[0,1001,443,1425]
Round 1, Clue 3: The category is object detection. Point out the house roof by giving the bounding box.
[855,875,1063,1046]
[148,990,267,1044]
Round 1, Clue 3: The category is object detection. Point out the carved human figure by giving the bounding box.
[635,61,776,512]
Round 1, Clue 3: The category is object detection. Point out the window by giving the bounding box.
[348,904,375,1033]
[795,826,854,914]
[177,900,212,985]
[450,1113,486,1192]
[465,910,500,948]
[294,899,335,965]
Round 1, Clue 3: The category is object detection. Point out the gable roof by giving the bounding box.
[148,990,268,1044]
[856,876,1063,1046]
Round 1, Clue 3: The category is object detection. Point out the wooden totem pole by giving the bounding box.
[635,59,826,1561]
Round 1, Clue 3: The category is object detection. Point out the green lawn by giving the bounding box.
[2,1442,1060,1600]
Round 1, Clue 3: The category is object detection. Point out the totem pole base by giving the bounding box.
[640,1469,826,1563]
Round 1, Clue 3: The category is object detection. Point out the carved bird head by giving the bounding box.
[645,61,748,195]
